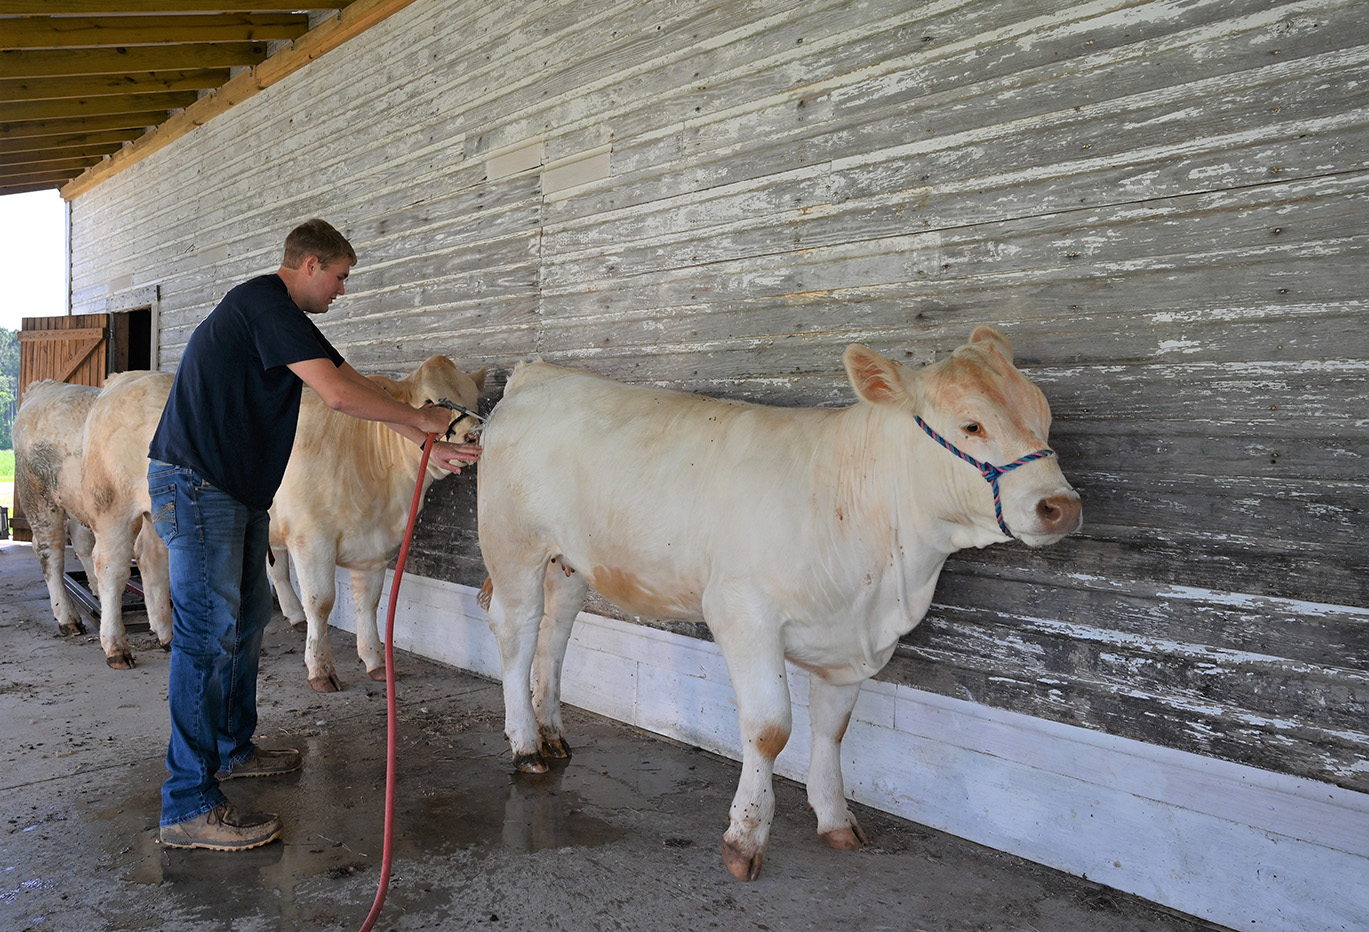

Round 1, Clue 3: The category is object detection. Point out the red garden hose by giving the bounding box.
[356,430,436,932]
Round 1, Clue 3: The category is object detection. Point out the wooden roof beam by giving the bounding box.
[2,14,310,50]
[0,127,134,153]
[0,166,82,188]
[0,69,232,102]
[0,153,102,174]
[62,0,424,200]
[0,91,201,123]
[0,43,269,79]
[0,3,353,14]
[0,110,168,143]
[0,142,122,167]
[0,178,64,194]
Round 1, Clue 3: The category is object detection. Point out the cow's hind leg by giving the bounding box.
[807,677,868,851]
[90,517,141,668]
[135,517,173,649]
[709,601,792,882]
[531,563,588,760]
[292,543,343,692]
[266,547,307,630]
[29,504,85,637]
[69,521,97,591]
[347,564,387,681]
[486,563,551,773]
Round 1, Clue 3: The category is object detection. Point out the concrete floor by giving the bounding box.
[0,538,1229,932]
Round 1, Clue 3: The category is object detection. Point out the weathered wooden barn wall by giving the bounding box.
[67,0,1366,810]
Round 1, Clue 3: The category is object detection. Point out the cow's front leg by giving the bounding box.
[347,565,387,681]
[91,521,138,669]
[807,676,867,851]
[293,545,342,692]
[711,614,792,881]
[531,566,587,760]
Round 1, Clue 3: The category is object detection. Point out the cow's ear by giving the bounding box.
[969,325,1014,363]
[471,367,487,392]
[844,345,908,406]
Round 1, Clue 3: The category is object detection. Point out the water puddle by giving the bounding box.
[116,757,624,892]
[415,766,626,854]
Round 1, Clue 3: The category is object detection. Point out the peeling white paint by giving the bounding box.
[1157,338,1203,354]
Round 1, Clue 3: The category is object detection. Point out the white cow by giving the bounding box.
[16,375,175,668]
[63,358,482,685]
[81,370,175,667]
[13,381,104,639]
[267,355,485,691]
[476,325,1082,881]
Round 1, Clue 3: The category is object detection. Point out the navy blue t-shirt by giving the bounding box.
[149,273,345,510]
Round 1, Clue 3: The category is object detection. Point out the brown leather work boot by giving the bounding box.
[159,802,282,851]
[216,747,302,781]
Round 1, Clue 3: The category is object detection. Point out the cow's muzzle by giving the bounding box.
[428,398,485,440]
[913,414,1060,540]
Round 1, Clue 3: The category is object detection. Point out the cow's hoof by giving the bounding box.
[105,652,136,670]
[58,620,86,637]
[366,666,387,682]
[821,824,867,851]
[309,673,342,693]
[722,839,764,881]
[288,619,307,633]
[539,732,572,760]
[512,752,549,774]
[158,639,172,652]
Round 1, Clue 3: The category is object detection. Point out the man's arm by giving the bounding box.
[287,358,481,471]
[287,358,451,438]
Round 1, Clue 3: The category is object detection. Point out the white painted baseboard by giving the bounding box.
[325,570,1369,932]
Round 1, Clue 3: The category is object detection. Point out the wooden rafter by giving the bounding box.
[0,3,296,12]
[0,44,269,79]
[0,0,433,198]
[0,69,234,103]
[3,14,310,50]
[0,111,182,146]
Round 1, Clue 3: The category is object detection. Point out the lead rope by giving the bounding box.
[356,428,437,932]
[912,415,1054,539]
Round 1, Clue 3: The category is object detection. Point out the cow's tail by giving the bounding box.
[476,576,494,611]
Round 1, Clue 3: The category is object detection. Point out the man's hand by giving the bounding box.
[415,402,454,437]
[426,439,483,474]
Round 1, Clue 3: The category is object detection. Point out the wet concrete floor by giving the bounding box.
[0,539,1229,932]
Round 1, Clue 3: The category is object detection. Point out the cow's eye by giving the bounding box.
[964,422,981,435]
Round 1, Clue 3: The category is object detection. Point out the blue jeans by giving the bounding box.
[148,462,272,827]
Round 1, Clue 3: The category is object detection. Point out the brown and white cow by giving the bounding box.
[267,355,485,691]
[476,325,1081,881]
[14,380,105,639]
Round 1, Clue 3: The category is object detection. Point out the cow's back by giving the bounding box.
[82,371,171,521]
[483,361,823,520]
[14,381,101,521]
[479,362,851,622]
[270,380,418,560]
[271,356,483,565]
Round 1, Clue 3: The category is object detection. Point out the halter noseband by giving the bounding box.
[913,415,1055,539]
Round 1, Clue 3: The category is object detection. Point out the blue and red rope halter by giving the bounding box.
[912,415,1055,539]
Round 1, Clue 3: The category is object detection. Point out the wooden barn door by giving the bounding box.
[8,314,110,541]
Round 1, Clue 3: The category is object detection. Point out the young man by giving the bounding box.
[148,219,479,850]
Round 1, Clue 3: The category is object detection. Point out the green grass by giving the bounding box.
[1,449,12,513]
